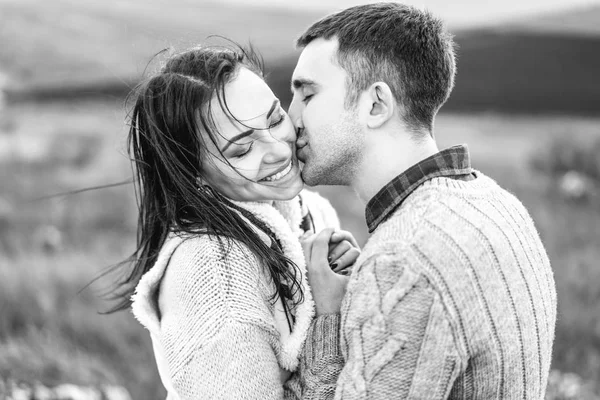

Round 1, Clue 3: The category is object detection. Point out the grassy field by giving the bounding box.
[1,99,599,398]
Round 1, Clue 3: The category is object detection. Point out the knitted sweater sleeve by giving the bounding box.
[158,237,288,400]
[299,252,465,399]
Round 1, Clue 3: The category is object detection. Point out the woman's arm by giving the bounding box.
[165,319,286,400]
[159,236,287,400]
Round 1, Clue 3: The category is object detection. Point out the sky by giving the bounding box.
[218,0,600,28]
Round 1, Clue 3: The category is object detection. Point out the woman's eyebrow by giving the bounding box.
[221,129,253,152]
[265,99,279,119]
[221,99,280,152]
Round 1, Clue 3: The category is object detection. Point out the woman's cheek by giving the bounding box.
[234,158,261,182]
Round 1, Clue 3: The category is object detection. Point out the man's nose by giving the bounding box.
[288,97,303,130]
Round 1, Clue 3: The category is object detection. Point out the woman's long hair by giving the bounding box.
[108,45,303,321]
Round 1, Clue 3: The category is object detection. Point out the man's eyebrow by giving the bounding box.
[291,78,318,92]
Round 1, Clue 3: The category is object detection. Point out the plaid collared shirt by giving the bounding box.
[365,144,475,233]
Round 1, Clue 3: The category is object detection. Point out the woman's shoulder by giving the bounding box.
[170,233,249,260]
[163,232,273,300]
[159,233,277,336]
[132,233,270,330]
[165,233,263,286]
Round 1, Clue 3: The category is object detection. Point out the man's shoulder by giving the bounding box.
[365,187,443,247]
[376,172,528,234]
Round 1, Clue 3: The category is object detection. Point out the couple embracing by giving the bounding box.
[113,3,556,399]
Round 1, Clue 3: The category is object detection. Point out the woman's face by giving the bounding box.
[200,67,304,202]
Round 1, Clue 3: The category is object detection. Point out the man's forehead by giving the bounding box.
[293,38,339,83]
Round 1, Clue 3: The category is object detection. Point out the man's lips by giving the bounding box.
[296,136,308,149]
[296,128,308,161]
[296,146,307,163]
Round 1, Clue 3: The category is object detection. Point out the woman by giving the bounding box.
[112,45,359,399]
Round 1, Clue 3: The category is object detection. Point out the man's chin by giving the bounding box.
[300,171,315,187]
[300,167,324,187]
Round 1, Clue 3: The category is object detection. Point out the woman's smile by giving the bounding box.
[260,159,293,182]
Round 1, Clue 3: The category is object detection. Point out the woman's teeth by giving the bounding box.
[262,162,293,182]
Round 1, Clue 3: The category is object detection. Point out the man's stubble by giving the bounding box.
[301,113,364,187]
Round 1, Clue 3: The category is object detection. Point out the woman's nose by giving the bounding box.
[270,116,296,142]
[259,134,291,164]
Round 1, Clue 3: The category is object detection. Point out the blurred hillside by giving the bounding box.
[1,1,599,115]
[269,5,600,115]
[445,5,600,115]
[0,0,320,97]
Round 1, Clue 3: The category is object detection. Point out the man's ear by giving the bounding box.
[359,82,396,129]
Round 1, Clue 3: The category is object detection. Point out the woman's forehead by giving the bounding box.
[217,67,275,122]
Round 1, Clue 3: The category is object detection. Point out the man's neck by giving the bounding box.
[351,134,439,204]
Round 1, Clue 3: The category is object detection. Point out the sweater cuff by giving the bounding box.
[304,314,342,366]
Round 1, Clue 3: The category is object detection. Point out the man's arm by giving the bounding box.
[296,254,466,399]
[338,273,462,399]
[285,314,345,400]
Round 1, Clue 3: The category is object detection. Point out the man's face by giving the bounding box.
[289,38,364,187]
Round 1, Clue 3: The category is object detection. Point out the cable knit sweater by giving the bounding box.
[131,190,340,400]
[296,173,557,399]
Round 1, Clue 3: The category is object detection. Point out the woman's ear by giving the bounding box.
[359,82,396,129]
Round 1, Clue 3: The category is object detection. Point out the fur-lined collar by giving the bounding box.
[231,197,314,371]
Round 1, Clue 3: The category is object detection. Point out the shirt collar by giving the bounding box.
[365,144,473,233]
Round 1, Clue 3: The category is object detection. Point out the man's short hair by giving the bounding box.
[296,3,456,132]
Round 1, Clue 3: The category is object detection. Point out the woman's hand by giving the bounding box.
[327,230,361,275]
[301,228,352,315]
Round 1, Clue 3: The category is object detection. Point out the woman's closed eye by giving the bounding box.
[230,109,287,158]
[232,142,253,158]
[269,111,286,129]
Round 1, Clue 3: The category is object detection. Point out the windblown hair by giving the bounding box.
[108,44,303,322]
[297,2,456,133]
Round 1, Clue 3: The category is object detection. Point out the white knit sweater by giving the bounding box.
[131,190,340,400]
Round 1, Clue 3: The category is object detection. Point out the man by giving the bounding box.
[288,3,557,399]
